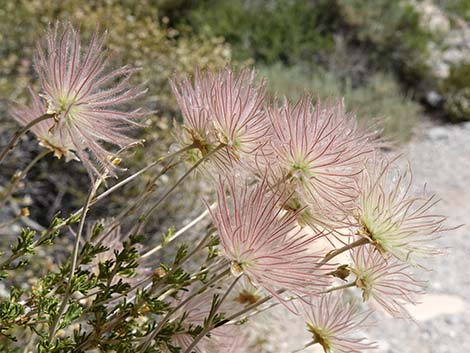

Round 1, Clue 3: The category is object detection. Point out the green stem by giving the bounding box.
[137,267,231,353]
[48,178,102,341]
[142,143,225,221]
[74,230,220,353]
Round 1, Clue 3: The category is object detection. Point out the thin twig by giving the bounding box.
[48,178,102,341]
[142,203,216,258]
[290,340,316,353]
[214,289,286,328]
[182,275,241,353]
[0,113,54,164]
[0,149,51,207]
[321,281,356,294]
[320,237,369,265]
[90,144,194,207]
[142,143,225,221]
[94,160,180,245]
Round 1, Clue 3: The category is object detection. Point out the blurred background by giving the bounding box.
[0,1,469,352]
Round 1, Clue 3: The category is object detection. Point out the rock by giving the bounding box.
[414,0,451,35]
[425,90,443,106]
[426,126,449,141]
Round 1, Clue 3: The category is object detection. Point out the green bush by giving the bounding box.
[261,63,422,142]
[186,0,337,65]
[435,0,470,21]
[336,0,433,83]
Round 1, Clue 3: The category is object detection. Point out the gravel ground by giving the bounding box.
[365,121,470,353]
[259,121,470,353]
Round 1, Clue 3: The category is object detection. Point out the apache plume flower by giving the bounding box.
[11,90,76,161]
[208,69,268,158]
[266,96,376,229]
[171,68,269,173]
[32,22,146,177]
[350,244,423,318]
[208,177,329,304]
[170,70,214,152]
[301,293,375,353]
[354,157,446,264]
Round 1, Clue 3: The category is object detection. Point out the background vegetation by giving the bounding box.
[1,0,469,250]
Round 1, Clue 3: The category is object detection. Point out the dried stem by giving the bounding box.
[320,237,369,265]
[0,149,51,207]
[182,275,241,353]
[0,113,54,164]
[142,202,216,258]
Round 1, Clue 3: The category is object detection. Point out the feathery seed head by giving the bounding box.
[302,293,375,353]
[170,69,214,152]
[171,68,269,174]
[266,95,376,230]
[32,22,146,177]
[11,90,76,160]
[208,69,268,155]
[350,244,423,318]
[355,157,446,264]
[209,177,329,302]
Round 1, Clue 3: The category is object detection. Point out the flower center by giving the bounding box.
[307,324,331,353]
[357,214,389,254]
[230,261,245,277]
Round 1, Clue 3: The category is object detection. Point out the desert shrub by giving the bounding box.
[441,62,470,122]
[261,63,422,142]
